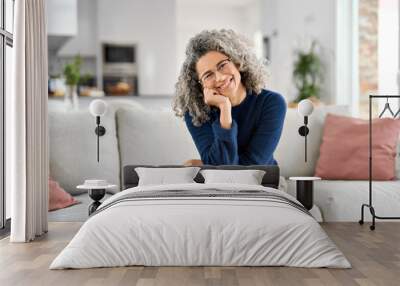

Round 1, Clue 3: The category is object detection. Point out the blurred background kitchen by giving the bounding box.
[47,0,399,116]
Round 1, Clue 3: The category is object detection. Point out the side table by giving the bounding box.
[87,189,106,215]
[77,180,116,215]
[289,176,322,221]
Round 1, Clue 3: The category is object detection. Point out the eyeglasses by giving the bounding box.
[198,58,232,87]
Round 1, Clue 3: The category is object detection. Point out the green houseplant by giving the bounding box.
[63,55,82,109]
[292,41,323,103]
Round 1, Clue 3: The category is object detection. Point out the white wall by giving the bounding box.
[335,0,358,115]
[176,0,261,74]
[97,0,177,96]
[378,0,399,95]
[377,0,399,113]
[261,0,336,103]
[47,0,77,36]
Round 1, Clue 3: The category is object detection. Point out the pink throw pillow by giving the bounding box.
[49,177,79,211]
[315,114,400,180]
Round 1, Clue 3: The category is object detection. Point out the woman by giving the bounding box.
[173,29,286,166]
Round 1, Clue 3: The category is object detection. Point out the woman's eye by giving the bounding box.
[204,74,212,80]
[218,62,228,71]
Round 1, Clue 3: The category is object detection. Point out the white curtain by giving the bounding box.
[9,0,49,242]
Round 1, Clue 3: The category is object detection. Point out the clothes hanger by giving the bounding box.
[379,97,395,118]
[393,105,400,119]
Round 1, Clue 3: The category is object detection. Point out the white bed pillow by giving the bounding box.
[200,169,266,185]
[135,167,200,186]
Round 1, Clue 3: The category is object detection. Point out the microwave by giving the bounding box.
[102,43,138,95]
[102,43,136,77]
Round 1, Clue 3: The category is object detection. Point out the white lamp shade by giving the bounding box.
[298,99,314,116]
[89,99,107,117]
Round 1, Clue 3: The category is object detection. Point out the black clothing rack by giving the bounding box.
[359,95,400,230]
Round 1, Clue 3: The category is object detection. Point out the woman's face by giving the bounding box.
[196,51,242,97]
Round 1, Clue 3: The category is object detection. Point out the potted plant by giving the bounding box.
[292,41,323,105]
[63,55,82,109]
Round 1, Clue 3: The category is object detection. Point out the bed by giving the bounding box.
[50,165,350,269]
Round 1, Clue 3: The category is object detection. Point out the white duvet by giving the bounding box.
[50,183,351,269]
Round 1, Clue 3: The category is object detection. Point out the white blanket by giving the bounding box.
[50,183,351,269]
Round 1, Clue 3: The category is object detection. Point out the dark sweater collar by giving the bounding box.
[232,90,253,111]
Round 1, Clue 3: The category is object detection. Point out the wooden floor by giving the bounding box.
[0,222,399,286]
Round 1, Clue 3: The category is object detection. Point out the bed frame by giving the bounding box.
[123,165,280,190]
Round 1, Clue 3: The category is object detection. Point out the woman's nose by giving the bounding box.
[215,71,227,83]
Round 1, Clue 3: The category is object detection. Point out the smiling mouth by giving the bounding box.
[217,78,233,93]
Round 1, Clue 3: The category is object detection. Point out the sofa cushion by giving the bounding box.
[49,177,79,211]
[49,104,123,194]
[116,107,199,169]
[274,105,349,177]
[315,114,400,180]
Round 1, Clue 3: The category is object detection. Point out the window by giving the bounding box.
[358,0,400,118]
[1,0,14,231]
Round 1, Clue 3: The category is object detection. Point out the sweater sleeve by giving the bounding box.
[184,112,239,165]
[239,92,287,165]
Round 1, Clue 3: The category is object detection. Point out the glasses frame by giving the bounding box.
[198,57,232,87]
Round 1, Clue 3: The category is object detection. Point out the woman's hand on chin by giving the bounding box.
[203,88,231,109]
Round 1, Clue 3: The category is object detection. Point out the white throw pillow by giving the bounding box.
[135,167,200,186]
[200,169,266,185]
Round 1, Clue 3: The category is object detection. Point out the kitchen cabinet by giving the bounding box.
[47,0,77,52]
[58,0,97,57]
[47,0,77,36]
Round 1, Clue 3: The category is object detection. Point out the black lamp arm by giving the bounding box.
[94,116,106,162]
[298,116,309,162]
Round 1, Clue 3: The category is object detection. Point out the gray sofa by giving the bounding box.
[48,99,400,222]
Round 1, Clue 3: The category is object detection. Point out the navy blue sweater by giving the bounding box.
[184,89,287,165]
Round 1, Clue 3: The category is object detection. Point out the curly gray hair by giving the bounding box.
[173,29,269,127]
